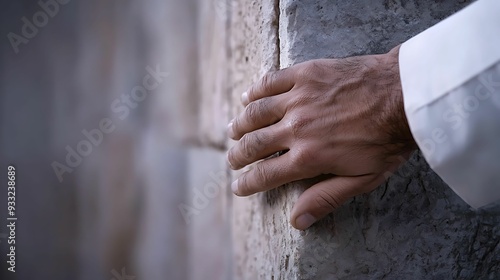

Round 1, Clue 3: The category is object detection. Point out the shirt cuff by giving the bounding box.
[399,0,500,208]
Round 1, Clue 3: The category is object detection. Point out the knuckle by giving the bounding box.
[314,189,343,211]
[260,71,277,93]
[252,131,267,147]
[238,174,250,195]
[231,117,241,134]
[244,99,266,123]
[296,61,322,80]
[253,164,270,187]
[286,114,311,139]
[240,134,257,160]
[288,94,311,109]
[227,149,238,168]
[244,102,256,122]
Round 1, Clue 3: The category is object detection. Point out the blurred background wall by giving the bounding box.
[0,0,225,279]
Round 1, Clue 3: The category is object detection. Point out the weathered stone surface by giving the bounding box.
[230,1,500,279]
[279,0,475,65]
[297,152,500,279]
[226,0,303,279]
[233,183,307,279]
[229,0,280,115]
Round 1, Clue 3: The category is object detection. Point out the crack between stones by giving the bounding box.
[273,0,281,70]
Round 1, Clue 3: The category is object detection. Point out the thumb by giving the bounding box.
[290,175,374,230]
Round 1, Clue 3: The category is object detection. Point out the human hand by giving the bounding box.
[227,45,417,230]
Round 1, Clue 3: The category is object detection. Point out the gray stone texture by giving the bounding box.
[279,0,475,65]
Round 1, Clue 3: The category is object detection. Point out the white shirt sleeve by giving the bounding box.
[399,0,500,208]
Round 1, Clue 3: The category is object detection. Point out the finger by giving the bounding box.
[231,152,308,196]
[243,68,296,106]
[290,175,378,230]
[228,124,288,170]
[229,95,286,140]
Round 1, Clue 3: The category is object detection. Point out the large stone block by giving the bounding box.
[226,1,303,279]
[279,0,474,64]
[229,0,280,115]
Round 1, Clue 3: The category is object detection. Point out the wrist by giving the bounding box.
[382,45,418,156]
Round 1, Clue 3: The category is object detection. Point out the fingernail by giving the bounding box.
[295,214,316,230]
[227,121,235,139]
[241,91,249,105]
[231,179,239,194]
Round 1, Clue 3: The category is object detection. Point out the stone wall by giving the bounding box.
[196,0,500,279]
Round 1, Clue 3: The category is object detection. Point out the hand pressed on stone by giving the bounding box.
[227,45,417,230]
